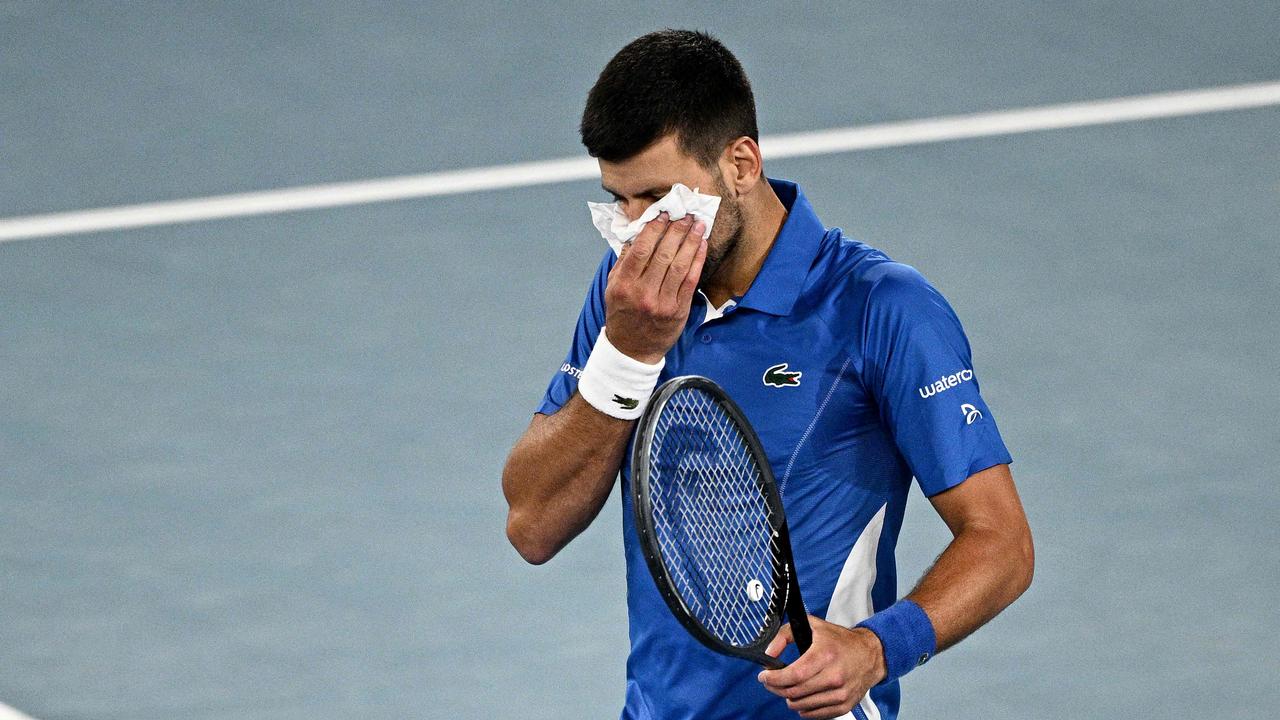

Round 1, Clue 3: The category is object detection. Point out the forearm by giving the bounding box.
[502,393,634,564]
[505,213,707,564]
[906,518,1034,652]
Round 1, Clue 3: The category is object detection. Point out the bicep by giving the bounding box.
[927,464,1029,539]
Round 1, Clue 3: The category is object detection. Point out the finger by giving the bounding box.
[786,686,851,713]
[758,645,822,689]
[796,699,856,720]
[779,667,846,703]
[609,243,628,278]
[617,212,669,279]
[675,238,708,307]
[639,214,693,287]
[765,623,794,658]
[658,219,705,301]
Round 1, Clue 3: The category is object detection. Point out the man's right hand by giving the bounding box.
[603,213,708,364]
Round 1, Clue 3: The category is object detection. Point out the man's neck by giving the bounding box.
[702,180,788,309]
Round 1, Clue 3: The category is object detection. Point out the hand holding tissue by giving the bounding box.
[588,183,721,256]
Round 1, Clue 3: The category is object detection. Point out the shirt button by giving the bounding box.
[700,334,712,344]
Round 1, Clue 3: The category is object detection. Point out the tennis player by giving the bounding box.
[503,29,1033,720]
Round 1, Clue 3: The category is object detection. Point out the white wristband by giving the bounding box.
[578,327,664,420]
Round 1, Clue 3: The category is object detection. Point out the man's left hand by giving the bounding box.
[757,615,887,719]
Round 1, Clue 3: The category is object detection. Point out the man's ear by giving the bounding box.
[718,136,764,198]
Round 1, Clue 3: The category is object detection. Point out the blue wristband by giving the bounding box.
[855,599,937,682]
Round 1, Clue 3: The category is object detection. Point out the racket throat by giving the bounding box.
[784,576,813,655]
[775,521,813,658]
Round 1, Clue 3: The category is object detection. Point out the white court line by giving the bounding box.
[1,80,1278,243]
[0,703,37,720]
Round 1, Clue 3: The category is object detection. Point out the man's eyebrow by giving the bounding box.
[601,184,671,199]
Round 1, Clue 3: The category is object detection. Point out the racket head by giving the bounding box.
[630,375,804,669]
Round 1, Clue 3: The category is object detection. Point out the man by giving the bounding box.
[503,29,1033,720]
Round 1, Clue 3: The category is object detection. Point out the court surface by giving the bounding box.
[2,3,1278,719]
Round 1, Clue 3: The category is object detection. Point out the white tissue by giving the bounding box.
[588,183,721,256]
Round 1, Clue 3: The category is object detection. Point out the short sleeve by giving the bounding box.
[859,264,1012,496]
[536,250,616,415]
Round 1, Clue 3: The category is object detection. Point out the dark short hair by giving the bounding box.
[580,29,758,167]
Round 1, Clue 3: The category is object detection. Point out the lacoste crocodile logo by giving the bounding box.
[612,394,639,410]
[763,363,802,388]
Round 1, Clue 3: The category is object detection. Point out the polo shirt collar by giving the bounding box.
[736,178,825,316]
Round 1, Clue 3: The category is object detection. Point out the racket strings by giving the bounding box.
[648,388,785,648]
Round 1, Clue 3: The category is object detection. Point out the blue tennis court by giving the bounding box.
[2,3,1278,718]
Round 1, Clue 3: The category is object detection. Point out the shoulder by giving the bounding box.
[807,229,941,320]
[799,230,967,370]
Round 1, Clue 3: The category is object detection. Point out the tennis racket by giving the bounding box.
[630,375,812,669]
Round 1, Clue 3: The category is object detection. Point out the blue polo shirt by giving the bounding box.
[538,179,1012,720]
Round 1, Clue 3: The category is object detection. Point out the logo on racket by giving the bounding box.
[745,579,765,602]
[762,363,802,388]
[612,394,640,410]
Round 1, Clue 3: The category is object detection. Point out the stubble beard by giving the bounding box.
[699,182,744,290]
